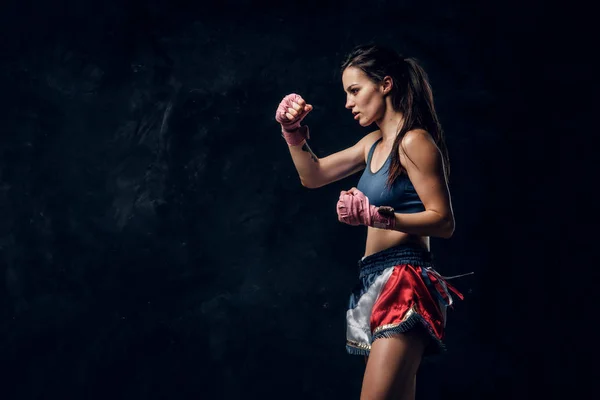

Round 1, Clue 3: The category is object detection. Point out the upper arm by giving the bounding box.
[400,130,453,221]
[309,131,379,188]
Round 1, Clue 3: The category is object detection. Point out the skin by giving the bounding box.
[281,66,454,400]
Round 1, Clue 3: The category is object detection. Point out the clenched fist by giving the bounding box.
[275,93,314,146]
[336,187,396,230]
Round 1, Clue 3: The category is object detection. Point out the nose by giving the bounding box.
[345,96,354,110]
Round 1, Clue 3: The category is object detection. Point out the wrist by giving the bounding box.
[282,125,309,146]
[369,205,396,230]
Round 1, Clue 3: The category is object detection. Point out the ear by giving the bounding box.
[380,76,393,95]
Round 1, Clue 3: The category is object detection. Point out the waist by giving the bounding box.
[364,229,429,257]
[358,242,434,278]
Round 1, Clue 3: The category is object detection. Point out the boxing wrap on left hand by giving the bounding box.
[275,93,311,146]
[336,189,396,230]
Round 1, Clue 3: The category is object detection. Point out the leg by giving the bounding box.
[360,329,426,400]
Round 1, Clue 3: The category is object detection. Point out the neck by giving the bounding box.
[376,108,404,145]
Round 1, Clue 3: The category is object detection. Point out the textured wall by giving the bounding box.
[1,0,557,399]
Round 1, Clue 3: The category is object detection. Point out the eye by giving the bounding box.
[351,88,359,94]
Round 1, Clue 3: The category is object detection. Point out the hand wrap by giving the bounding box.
[336,189,396,229]
[275,93,311,146]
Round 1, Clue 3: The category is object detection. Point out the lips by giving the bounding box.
[354,112,360,120]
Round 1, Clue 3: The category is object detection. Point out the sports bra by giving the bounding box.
[356,138,425,213]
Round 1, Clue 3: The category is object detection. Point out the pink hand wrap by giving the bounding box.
[336,190,396,229]
[275,93,311,146]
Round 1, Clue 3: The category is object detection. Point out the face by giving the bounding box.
[342,66,390,127]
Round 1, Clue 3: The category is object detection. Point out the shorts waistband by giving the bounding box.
[358,243,434,278]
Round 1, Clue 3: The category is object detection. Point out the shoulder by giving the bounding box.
[400,129,435,150]
[359,129,382,156]
[398,129,437,156]
[398,129,440,168]
[359,129,382,146]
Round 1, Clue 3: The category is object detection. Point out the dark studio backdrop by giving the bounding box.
[0,0,564,399]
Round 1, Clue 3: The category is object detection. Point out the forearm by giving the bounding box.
[287,140,322,188]
[389,210,454,238]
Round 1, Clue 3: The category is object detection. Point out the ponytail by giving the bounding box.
[385,58,450,188]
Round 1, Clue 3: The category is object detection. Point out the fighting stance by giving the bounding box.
[275,44,464,400]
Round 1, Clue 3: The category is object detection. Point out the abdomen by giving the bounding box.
[364,228,429,257]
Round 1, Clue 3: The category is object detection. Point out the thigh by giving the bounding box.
[360,330,426,400]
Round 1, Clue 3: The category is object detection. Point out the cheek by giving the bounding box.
[368,96,385,115]
[363,99,379,117]
[363,91,380,109]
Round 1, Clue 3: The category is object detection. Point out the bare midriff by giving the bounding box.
[364,228,429,258]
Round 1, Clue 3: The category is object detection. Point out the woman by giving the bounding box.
[274,44,464,400]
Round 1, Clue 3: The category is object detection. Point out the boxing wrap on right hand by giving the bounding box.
[275,93,311,146]
[336,190,396,230]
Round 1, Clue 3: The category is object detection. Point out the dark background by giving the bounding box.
[0,0,571,399]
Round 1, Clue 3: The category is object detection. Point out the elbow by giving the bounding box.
[300,178,315,189]
[438,215,455,239]
[440,228,454,239]
[300,177,323,189]
[442,217,454,239]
